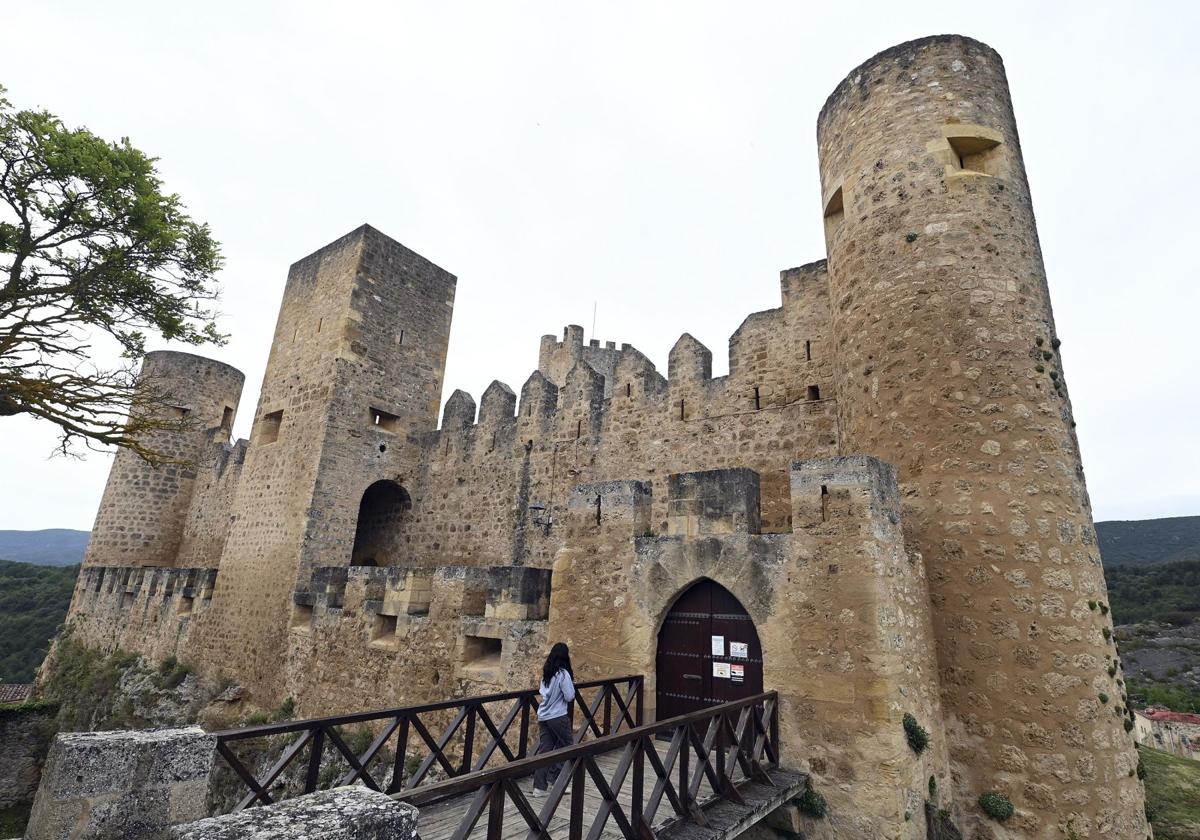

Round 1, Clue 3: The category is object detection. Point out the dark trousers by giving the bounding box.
[532,715,573,791]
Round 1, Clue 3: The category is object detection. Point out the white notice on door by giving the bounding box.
[711,635,725,657]
[730,642,748,659]
[713,662,731,678]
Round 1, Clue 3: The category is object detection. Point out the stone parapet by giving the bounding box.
[25,726,214,840]
[170,787,418,840]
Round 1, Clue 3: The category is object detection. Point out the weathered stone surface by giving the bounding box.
[0,702,55,809]
[25,726,214,840]
[52,33,1145,840]
[171,788,418,840]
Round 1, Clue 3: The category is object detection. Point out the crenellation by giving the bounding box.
[58,36,1144,839]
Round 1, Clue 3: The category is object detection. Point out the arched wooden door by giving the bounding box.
[655,579,763,721]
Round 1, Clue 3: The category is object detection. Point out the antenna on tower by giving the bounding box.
[591,301,597,339]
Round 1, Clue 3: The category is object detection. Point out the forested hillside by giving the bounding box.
[1106,560,1200,626]
[0,529,89,566]
[0,559,78,682]
[1097,516,1200,568]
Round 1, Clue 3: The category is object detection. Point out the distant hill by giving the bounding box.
[0,558,79,683]
[1097,516,1200,569]
[0,529,90,567]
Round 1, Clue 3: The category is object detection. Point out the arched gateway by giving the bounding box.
[655,579,763,721]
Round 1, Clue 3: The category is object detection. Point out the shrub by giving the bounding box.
[1051,337,1062,349]
[274,697,296,721]
[1098,692,1109,704]
[158,655,178,675]
[1088,601,1097,611]
[1108,664,1117,677]
[795,785,827,819]
[905,233,918,243]
[978,791,1014,822]
[1136,754,1146,780]
[1124,719,1134,733]
[903,713,929,754]
[1103,627,1112,641]
[1099,603,1109,615]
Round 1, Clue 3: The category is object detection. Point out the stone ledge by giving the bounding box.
[171,787,418,840]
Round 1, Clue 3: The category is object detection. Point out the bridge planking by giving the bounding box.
[412,739,806,840]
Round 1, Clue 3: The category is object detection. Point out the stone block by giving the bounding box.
[667,468,761,535]
[26,726,215,840]
[170,787,418,840]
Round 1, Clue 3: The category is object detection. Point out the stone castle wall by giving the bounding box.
[83,352,244,569]
[57,34,1147,840]
[817,35,1143,838]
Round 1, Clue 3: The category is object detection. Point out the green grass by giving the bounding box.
[1140,745,1200,840]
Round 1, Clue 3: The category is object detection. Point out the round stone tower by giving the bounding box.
[817,36,1146,837]
[83,351,244,569]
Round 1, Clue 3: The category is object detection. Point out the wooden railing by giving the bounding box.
[393,691,781,840]
[213,675,644,812]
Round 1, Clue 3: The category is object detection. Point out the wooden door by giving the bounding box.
[655,579,763,722]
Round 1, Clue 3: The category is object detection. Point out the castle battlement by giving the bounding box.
[65,35,1147,839]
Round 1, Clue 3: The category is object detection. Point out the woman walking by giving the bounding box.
[530,642,576,796]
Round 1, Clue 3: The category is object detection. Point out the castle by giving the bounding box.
[59,36,1148,839]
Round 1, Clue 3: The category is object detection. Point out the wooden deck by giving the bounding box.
[414,740,806,840]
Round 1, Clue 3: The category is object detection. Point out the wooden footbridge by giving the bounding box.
[214,675,806,840]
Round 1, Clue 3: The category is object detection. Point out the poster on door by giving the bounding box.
[713,662,731,679]
[730,642,748,659]
[730,663,744,683]
[710,635,725,657]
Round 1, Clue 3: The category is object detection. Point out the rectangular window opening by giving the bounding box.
[371,407,401,434]
[753,386,761,411]
[177,595,194,616]
[291,604,313,631]
[370,613,398,645]
[595,494,602,526]
[807,385,821,401]
[805,340,812,361]
[220,406,234,431]
[462,635,502,671]
[679,399,685,421]
[626,382,631,398]
[820,484,829,522]
[575,419,582,439]
[398,329,405,346]
[258,409,284,444]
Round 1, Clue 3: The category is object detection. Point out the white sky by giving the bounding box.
[1,0,1197,530]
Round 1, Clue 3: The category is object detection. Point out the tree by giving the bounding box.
[0,86,224,463]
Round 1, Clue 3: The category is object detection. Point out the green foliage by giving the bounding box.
[977,791,1014,822]
[346,725,374,757]
[1103,627,1112,640]
[1137,753,1147,781]
[1105,559,1200,625]
[0,559,77,682]
[1089,600,1097,611]
[1126,678,1200,715]
[903,712,929,754]
[1098,517,1200,569]
[1051,337,1062,350]
[38,633,148,730]
[1099,692,1109,704]
[905,232,919,243]
[0,85,224,462]
[276,696,296,720]
[795,785,827,819]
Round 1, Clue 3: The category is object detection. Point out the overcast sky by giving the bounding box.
[2,1,1197,530]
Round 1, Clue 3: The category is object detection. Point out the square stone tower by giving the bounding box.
[191,226,456,694]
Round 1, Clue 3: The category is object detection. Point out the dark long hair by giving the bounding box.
[542,642,573,687]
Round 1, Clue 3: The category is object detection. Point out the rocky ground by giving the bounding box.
[1116,622,1200,694]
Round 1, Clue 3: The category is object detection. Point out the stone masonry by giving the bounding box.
[58,35,1145,840]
